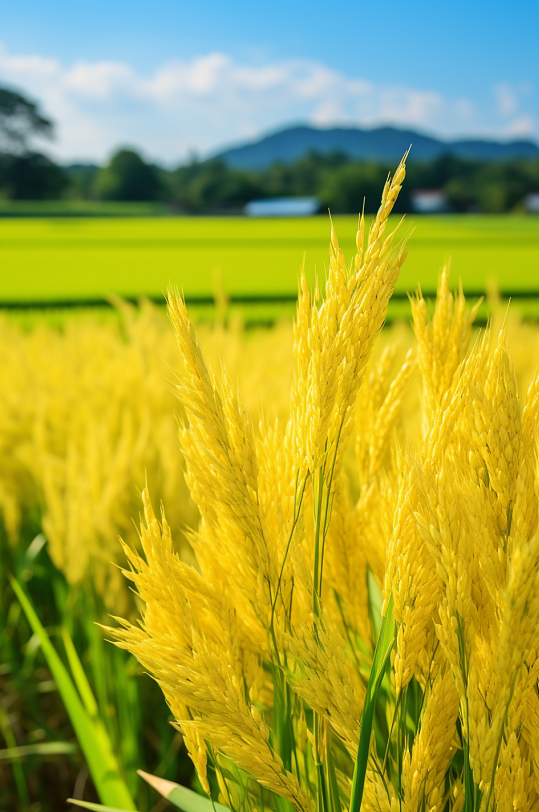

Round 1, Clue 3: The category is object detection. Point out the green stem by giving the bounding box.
[270,473,308,638]
[312,462,327,811]
[0,705,29,809]
[312,465,325,613]
[349,594,395,812]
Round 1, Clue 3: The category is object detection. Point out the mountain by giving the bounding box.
[212,125,539,169]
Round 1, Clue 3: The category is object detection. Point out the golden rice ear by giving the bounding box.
[411,262,482,417]
[404,668,460,811]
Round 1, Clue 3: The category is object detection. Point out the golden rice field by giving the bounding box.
[3,158,539,812]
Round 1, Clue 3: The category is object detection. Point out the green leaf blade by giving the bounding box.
[10,576,136,810]
[138,770,230,812]
[0,741,78,760]
[67,800,138,812]
[349,593,395,812]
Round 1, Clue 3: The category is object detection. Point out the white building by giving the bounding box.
[244,197,320,217]
[410,189,450,214]
[524,193,539,213]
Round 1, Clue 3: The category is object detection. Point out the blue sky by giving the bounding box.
[1,0,538,163]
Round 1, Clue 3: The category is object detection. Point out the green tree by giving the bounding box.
[0,86,53,154]
[94,149,162,201]
[319,163,407,214]
[0,152,67,199]
[63,163,100,200]
[169,159,264,212]
[0,86,67,199]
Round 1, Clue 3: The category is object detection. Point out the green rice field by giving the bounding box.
[1,215,538,305]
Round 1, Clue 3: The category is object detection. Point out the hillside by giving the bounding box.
[212,124,539,169]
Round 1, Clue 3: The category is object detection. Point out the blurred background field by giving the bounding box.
[1,215,538,302]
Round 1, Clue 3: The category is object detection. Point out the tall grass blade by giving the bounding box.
[138,770,230,812]
[349,593,395,812]
[0,741,78,760]
[325,730,343,812]
[366,568,382,640]
[10,576,136,810]
[0,705,29,806]
[61,626,99,717]
[67,801,137,812]
[272,670,295,812]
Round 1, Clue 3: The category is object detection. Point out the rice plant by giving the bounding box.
[4,154,539,812]
[0,302,294,810]
[106,153,539,812]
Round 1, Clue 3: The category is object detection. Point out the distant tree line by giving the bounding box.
[1,86,538,213]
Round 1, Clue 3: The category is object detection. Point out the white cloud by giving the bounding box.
[491,84,538,139]
[310,99,347,127]
[505,114,537,137]
[375,88,443,127]
[495,83,519,117]
[0,42,536,164]
[147,53,233,98]
[64,61,136,100]
[454,97,475,119]
[0,49,60,82]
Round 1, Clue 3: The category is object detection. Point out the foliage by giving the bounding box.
[0,151,68,199]
[0,86,53,155]
[169,159,265,212]
[441,158,539,213]
[165,152,539,214]
[319,161,399,215]
[11,577,136,808]
[0,85,68,200]
[94,149,163,202]
[64,163,100,200]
